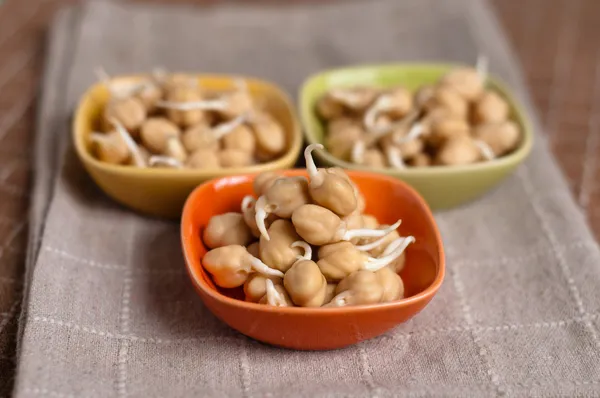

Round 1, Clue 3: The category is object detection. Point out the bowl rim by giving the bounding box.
[72,73,304,178]
[181,168,445,315]
[299,61,534,176]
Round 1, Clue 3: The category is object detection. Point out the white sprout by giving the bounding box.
[241,195,256,213]
[323,290,351,307]
[328,88,364,107]
[351,140,366,164]
[265,279,287,307]
[363,95,395,133]
[363,236,415,272]
[254,196,273,241]
[95,66,155,99]
[304,143,323,179]
[354,235,390,252]
[109,118,146,167]
[474,140,495,161]
[382,236,416,257]
[394,122,424,145]
[212,114,248,139]
[248,256,284,277]
[385,146,406,169]
[148,156,184,169]
[290,241,312,261]
[342,219,402,242]
[156,99,228,111]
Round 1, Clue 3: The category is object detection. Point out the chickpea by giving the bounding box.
[351,141,387,168]
[304,144,358,216]
[103,96,147,135]
[363,87,413,132]
[160,84,206,127]
[254,176,311,240]
[317,87,379,120]
[472,121,521,156]
[259,220,303,272]
[291,204,401,246]
[326,167,366,214]
[203,245,283,288]
[435,136,482,166]
[409,153,432,167]
[243,274,282,303]
[259,279,294,307]
[248,112,286,162]
[182,115,246,153]
[423,84,468,119]
[471,91,509,125]
[89,131,129,164]
[186,148,221,169]
[325,121,364,161]
[222,124,256,154]
[108,118,146,167]
[323,283,338,305]
[219,149,255,168]
[283,259,327,307]
[426,116,470,149]
[440,66,485,101]
[375,266,405,302]
[203,213,254,249]
[327,270,384,307]
[246,241,260,258]
[253,171,281,197]
[139,117,180,154]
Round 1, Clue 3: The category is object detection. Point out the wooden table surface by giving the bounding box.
[0,0,599,394]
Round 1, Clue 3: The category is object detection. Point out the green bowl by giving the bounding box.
[299,63,534,210]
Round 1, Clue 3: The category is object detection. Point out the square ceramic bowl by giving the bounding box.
[73,74,303,218]
[181,169,445,350]
[299,63,534,210]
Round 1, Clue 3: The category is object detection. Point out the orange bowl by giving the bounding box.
[181,169,445,350]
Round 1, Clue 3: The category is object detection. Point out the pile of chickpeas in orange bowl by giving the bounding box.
[316,59,522,168]
[200,144,415,308]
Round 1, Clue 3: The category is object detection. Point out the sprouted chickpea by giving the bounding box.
[253,171,281,197]
[316,87,379,120]
[243,274,283,303]
[259,279,294,307]
[325,270,384,307]
[254,176,311,240]
[139,117,180,154]
[248,112,286,162]
[89,131,129,165]
[375,266,405,302]
[219,149,255,168]
[203,212,254,249]
[109,118,147,167]
[471,91,509,125]
[222,124,256,153]
[203,245,283,288]
[351,141,387,168]
[435,136,483,166]
[283,251,327,307]
[325,120,364,161]
[182,114,247,153]
[363,87,413,132]
[440,55,488,101]
[258,220,303,272]
[472,121,521,156]
[292,204,401,246]
[422,84,468,119]
[186,149,221,169]
[304,144,358,217]
[316,236,413,282]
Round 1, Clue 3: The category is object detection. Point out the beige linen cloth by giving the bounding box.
[14,0,600,396]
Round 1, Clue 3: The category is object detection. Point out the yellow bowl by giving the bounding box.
[299,63,534,210]
[73,73,303,218]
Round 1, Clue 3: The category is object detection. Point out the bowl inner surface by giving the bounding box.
[182,170,443,308]
[301,63,532,172]
[76,75,300,173]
